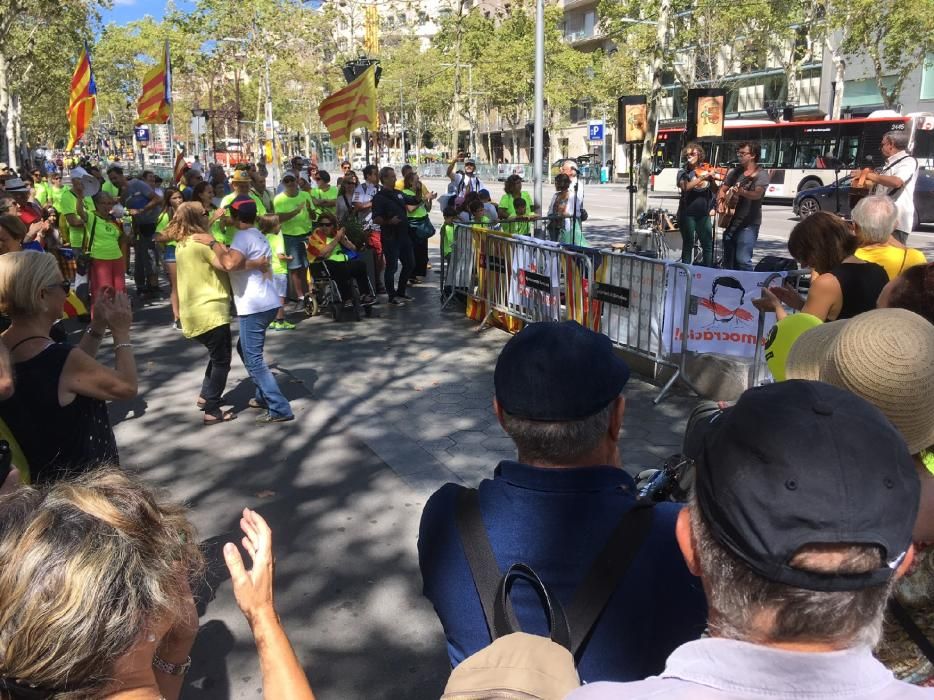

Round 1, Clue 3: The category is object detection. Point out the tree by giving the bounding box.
[829,0,934,110]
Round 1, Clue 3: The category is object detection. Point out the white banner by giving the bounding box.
[663,266,788,358]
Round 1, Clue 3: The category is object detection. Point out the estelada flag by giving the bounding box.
[136,40,171,125]
[173,150,187,185]
[66,42,97,150]
[318,65,378,145]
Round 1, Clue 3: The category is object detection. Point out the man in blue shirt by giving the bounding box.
[418,321,707,683]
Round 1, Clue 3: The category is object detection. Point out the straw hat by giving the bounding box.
[230,170,252,184]
[788,308,934,454]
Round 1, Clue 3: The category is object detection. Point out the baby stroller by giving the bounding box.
[308,258,376,322]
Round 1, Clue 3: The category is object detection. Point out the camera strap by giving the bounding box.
[455,487,654,659]
[889,598,934,666]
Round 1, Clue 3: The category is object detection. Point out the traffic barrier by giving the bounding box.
[440,223,476,309]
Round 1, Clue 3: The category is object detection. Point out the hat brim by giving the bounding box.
[784,320,846,382]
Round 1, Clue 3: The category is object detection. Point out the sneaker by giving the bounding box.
[389,297,403,305]
[398,293,415,302]
[255,411,295,424]
[271,320,295,331]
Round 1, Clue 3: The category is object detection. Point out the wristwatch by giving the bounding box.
[152,654,192,676]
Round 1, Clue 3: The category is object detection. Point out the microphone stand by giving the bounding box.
[833,165,841,215]
[627,142,637,247]
[570,173,580,246]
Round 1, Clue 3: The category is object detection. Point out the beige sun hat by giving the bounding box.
[818,308,934,454]
[784,320,847,382]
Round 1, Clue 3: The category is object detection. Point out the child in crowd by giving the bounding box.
[503,197,532,237]
[441,205,458,263]
[468,199,490,230]
[258,214,295,331]
[478,189,499,226]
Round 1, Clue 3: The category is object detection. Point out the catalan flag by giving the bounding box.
[136,40,171,125]
[318,65,378,145]
[66,42,97,150]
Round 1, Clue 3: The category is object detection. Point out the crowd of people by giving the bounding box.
[1,149,934,699]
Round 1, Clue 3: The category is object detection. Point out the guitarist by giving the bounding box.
[850,130,918,245]
[717,142,769,271]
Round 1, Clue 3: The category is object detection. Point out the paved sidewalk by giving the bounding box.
[108,236,698,699]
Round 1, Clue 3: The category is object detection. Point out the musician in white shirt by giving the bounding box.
[852,130,918,244]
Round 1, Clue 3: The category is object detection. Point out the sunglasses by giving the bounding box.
[319,221,336,227]
[47,280,71,293]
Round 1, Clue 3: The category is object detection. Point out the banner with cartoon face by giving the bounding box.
[663,267,789,358]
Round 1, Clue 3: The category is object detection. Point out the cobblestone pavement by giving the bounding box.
[108,233,698,699]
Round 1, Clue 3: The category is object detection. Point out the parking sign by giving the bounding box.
[588,121,604,143]
[134,127,150,144]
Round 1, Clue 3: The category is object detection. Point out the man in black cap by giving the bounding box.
[568,380,925,700]
[418,321,707,683]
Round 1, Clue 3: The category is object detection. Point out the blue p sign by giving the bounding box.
[135,127,150,144]
[588,121,604,142]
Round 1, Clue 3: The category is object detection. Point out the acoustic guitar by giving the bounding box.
[716,173,755,230]
[848,168,875,210]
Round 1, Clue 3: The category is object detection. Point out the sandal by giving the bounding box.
[203,409,237,426]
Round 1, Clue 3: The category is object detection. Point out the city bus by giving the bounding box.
[652,112,934,198]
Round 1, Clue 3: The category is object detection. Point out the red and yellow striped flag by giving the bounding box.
[66,42,97,150]
[136,40,171,125]
[318,65,378,145]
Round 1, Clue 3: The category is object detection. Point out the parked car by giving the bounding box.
[793,169,934,229]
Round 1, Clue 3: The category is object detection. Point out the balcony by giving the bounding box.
[564,26,604,46]
[561,0,598,10]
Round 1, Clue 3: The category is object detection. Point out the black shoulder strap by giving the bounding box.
[889,598,934,666]
[456,486,655,655]
[455,488,502,638]
[84,212,100,254]
[565,505,654,657]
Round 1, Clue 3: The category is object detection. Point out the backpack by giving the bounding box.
[443,488,654,699]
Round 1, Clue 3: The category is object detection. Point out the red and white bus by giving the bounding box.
[652,112,934,198]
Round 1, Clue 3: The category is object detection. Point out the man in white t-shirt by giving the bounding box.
[198,197,294,423]
[853,130,918,244]
[353,164,386,293]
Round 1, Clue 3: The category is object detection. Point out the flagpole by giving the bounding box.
[164,39,176,183]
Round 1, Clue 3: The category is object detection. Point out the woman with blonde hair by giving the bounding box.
[0,467,203,699]
[0,251,136,484]
[167,201,236,425]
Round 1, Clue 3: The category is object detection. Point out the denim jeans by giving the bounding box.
[723,223,759,271]
[194,324,232,413]
[383,230,415,298]
[236,307,293,418]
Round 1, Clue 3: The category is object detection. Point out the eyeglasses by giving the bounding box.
[319,221,335,227]
[736,150,751,156]
[47,280,70,293]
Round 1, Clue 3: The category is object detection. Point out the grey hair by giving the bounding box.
[883,130,910,152]
[500,401,614,465]
[852,195,897,244]
[690,502,893,648]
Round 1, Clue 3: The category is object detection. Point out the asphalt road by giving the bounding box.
[421,177,934,262]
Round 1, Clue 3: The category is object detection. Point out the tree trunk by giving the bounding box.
[831,53,845,119]
[638,0,672,218]
[0,51,16,172]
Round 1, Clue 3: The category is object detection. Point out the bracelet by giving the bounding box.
[152,654,191,676]
[114,343,133,350]
[86,327,104,340]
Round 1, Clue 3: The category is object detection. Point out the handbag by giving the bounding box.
[75,215,99,277]
[412,217,436,240]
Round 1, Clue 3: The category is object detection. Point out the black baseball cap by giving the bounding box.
[494,321,630,421]
[230,195,257,222]
[695,380,919,592]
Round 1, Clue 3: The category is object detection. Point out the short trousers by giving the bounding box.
[273,272,287,298]
[283,234,309,270]
[163,244,176,263]
[368,230,382,257]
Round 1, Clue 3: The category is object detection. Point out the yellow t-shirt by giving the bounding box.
[212,192,267,244]
[174,239,232,338]
[854,245,927,280]
[58,188,93,247]
[85,212,124,261]
[273,191,313,237]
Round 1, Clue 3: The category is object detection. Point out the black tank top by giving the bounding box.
[829,262,889,320]
[0,343,118,484]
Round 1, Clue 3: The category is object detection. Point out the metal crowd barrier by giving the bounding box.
[440,223,477,309]
[477,234,595,330]
[748,267,813,388]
